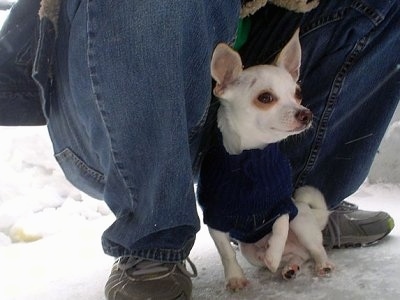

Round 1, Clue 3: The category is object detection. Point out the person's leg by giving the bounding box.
[240,0,399,246]
[50,0,239,260]
[288,0,400,207]
[34,0,239,298]
[286,0,399,247]
[242,0,400,206]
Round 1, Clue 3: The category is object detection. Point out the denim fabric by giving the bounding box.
[0,0,45,125]
[240,0,400,209]
[39,0,240,260]
[1,0,399,261]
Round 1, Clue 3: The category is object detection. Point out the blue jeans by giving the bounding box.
[37,0,399,261]
[240,0,400,207]
[41,0,240,260]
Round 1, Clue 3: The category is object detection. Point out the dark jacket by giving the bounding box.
[0,0,47,125]
[197,133,298,243]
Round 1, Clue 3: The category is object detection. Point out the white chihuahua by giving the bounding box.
[204,29,334,291]
[212,29,311,155]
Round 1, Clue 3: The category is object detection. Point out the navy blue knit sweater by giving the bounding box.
[197,135,298,243]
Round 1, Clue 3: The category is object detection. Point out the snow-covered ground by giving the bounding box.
[1,7,400,300]
[0,126,399,300]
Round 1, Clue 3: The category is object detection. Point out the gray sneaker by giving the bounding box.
[323,201,395,248]
[105,257,197,300]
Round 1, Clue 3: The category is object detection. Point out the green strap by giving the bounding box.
[233,17,251,51]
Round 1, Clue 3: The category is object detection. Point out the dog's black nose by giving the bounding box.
[295,109,313,125]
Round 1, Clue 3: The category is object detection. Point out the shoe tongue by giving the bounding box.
[117,257,198,278]
[129,261,171,276]
[118,257,171,275]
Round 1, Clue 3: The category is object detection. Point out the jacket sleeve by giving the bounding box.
[0,0,46,126]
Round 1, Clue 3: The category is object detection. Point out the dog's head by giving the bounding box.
[211,29,312,154]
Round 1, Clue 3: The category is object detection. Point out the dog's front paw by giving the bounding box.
[315,261,335,277]
[261,250,282,273]
[226,277,250,292]
[282,264,300,280]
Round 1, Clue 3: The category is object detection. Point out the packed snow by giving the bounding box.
[1,8,400,300]
[0,126,399,300]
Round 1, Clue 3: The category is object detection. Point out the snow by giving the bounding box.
[0,124,399,300]
[1,8,400,300]
[369,105,400,183]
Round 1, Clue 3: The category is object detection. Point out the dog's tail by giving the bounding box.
[293,186,327,210]
[293,186,330,228]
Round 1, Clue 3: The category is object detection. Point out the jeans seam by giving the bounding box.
[301,8,347,35]
[103,237,195,262]
[351,0,384,26]
[55,148,105,183]
[294,34,370,188]
[301,0,387,38]
[15,38,34,66]
[188,96,211,142]
[86,0,138,209]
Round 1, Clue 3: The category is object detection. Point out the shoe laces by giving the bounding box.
[325,201,358,248]
[117,256,198,279]
[333,200,358,212]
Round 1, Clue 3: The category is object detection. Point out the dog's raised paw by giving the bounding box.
[226,277,250,292]
[282,264,300,280]
[262,251,282,273]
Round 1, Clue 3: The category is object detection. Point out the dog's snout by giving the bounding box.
[295,109,312,125]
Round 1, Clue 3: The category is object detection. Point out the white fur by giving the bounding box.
[207,30,334,291]
[211,29,312,155]
[39,0,61,33]
[209,186,334,290]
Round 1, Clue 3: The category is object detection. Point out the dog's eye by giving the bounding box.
[257,92,275,104]
[295,87,302,102]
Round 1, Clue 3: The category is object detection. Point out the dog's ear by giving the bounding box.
[274,28,301,81]
[211,43,243,97]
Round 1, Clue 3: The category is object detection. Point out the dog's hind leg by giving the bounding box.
[208,228,249,291]
[289,205,335,277]
[281,254,305,280]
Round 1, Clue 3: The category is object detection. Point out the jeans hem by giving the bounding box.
[103,237,196,263]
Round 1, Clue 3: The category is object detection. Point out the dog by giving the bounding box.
[200,29,334,291]
[211,29,312,155]
[239,186,334,280]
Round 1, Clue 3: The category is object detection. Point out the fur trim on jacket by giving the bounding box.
[240,0,320,18]
[39,0,61,33]
[39,0,320,31]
